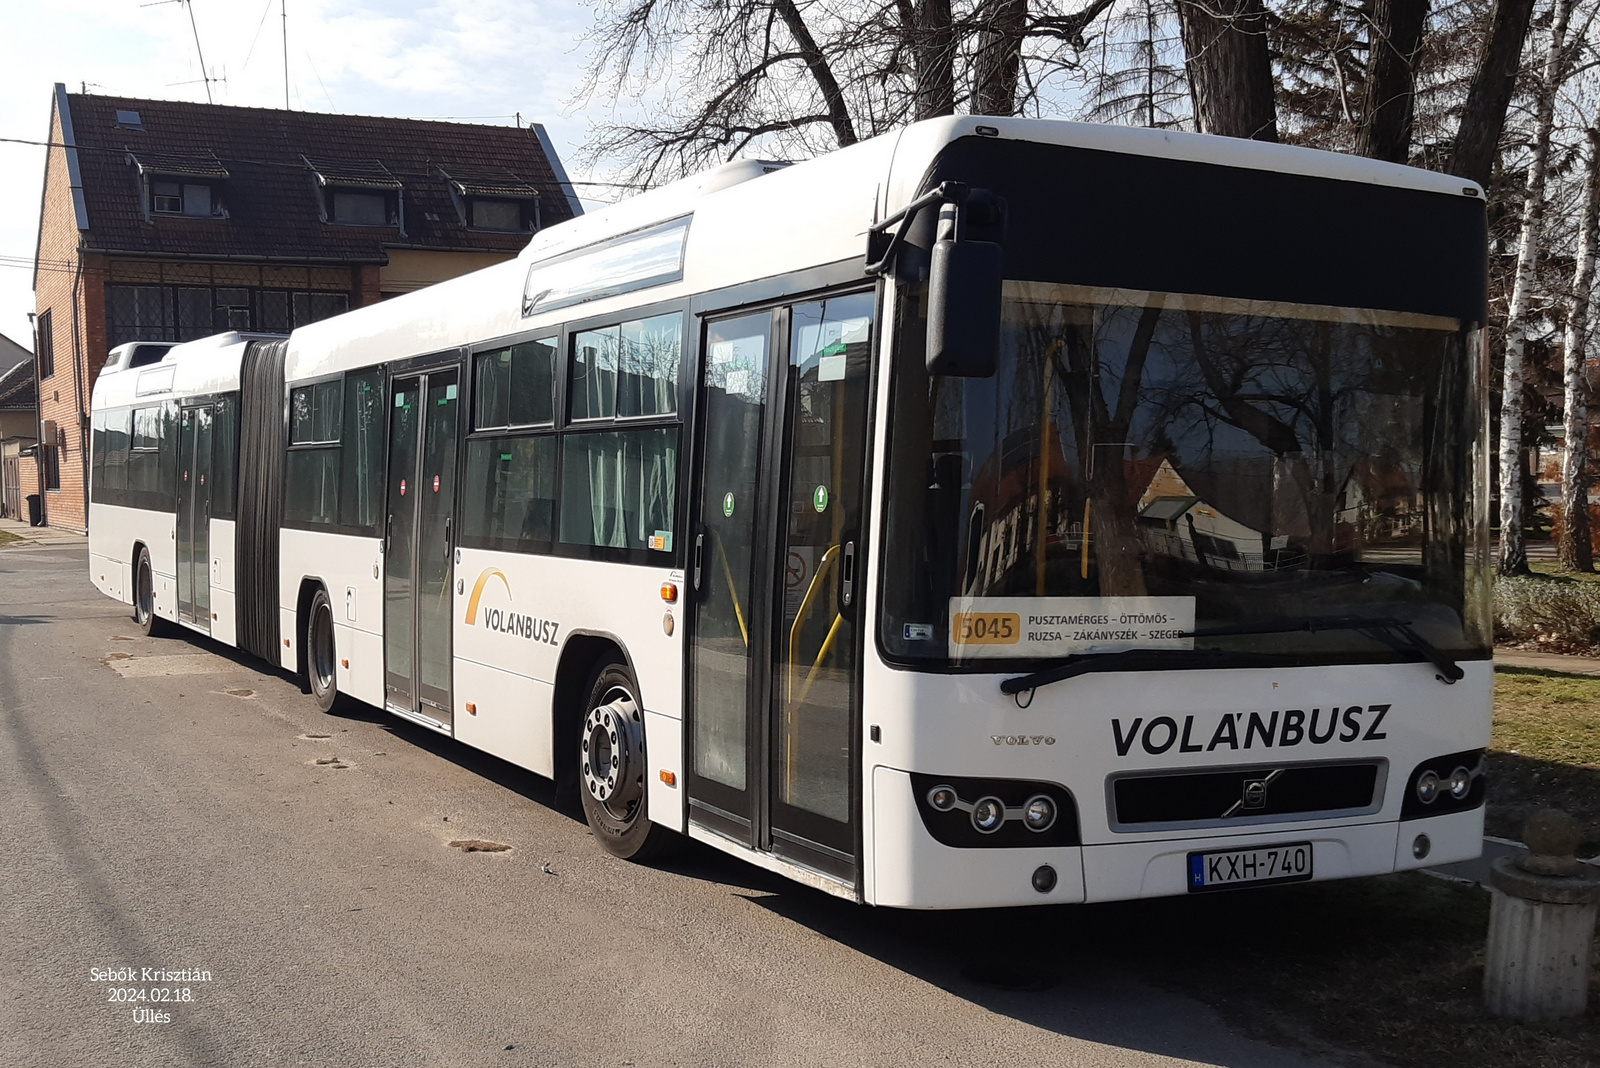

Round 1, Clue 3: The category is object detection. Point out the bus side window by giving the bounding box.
[211,394,238,520]
[91,411,106,501]
[338,370,385,532]
[285,381,342,527]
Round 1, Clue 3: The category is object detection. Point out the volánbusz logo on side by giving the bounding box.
[464,568,560,646]
[1112,705,1389,757]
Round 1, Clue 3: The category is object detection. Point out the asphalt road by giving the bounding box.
[1,544,1344,1068]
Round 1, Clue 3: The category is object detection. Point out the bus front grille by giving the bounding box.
[1110,760,1383,830]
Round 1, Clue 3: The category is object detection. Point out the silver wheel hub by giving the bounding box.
[582,687,643,811]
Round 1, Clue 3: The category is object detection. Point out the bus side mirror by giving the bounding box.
[926,237,1002,378]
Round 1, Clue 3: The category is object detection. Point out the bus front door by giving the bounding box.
[383,369,459,728]
[176,404,212,631]
[688,291,874,886]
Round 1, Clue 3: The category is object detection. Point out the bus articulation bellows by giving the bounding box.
[88,116,1492,908]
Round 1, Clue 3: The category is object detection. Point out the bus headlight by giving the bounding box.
[927,785,959,812]
[971,796,1005,833]
[1447,766,1472,800]
[1415,770,1440,804]
[1022,794,1056,832]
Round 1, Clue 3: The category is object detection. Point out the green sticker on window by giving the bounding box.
[813,485,828,513]
[722,492,735,517]
[500,453,512,462]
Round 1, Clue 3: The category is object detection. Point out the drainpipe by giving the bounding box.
[29,311,44,522]
[71,251,87,530]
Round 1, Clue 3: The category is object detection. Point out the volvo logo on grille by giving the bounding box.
[1224,768,1284,817]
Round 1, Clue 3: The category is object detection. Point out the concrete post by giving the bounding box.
[1483,809,1600,1023]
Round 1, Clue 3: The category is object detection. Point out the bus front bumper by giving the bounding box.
[869,766,1485,908]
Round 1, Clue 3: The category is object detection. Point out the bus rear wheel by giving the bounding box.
[577,659,677,861]
[306,589,339,713]
[133,547,168,637]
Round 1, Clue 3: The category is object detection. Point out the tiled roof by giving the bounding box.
[303,156,401,190]
[438,164,542,200]
[127,150,230,180]
[62,93,580,263]
[0,361,36,412]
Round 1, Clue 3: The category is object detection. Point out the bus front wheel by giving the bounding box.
[577,658,677,861]
[306,589,339,713]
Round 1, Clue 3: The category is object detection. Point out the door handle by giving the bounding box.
[444,516,452,557]
[841,539,857,609]
[693,532,705,592]
[384,514,392,554]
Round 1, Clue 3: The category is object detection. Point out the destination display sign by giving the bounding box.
[946,596,1196,659]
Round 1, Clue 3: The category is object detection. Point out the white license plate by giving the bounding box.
[1187,842,1312,892]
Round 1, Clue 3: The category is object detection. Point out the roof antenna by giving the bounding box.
[140,0,216,103]
[282,0,290,110]
[183,0,215,104]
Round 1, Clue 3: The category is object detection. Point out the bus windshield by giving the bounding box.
[880,282,1492,668]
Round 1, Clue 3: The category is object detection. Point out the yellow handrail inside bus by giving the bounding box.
[787,543,839,703]
[714,536,749,648]
[795,612,844,708]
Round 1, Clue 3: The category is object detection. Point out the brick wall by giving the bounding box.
[34,100,91,532]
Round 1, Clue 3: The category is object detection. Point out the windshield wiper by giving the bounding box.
[999,648,1230,696]
[998,614,1462,698]
[1186,614,1463,684]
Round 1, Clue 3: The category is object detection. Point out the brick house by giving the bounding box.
[32,85,582,531]
[0,333,37,520]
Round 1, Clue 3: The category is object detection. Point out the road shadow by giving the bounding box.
[726,878,1375,1067]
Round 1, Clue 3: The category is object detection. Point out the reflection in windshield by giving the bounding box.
[882,283,1491,665]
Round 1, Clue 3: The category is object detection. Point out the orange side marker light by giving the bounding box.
[660,582,678,604]
[659,770,676,787]
[466,702,477,715]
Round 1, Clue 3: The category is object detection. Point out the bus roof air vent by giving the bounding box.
[696,159,791,195]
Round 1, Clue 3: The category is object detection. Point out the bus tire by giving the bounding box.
[133,546,169,637]
[577,658,678,861]
[306,588,340,713]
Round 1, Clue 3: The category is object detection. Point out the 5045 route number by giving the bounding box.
[952,613,1021,645]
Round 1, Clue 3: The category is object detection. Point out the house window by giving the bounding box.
[106,284,350,348]
[43,445,60,490]
[36,308,53,378]
[470,198,525,231]
[332,191,388,226]
[151,180,216,217]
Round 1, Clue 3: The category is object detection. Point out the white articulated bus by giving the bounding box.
[89,116,1493,908]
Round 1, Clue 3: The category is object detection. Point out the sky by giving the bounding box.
[0,0,616,349]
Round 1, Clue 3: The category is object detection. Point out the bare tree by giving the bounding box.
[1499,0,1575,576]
[1450,0,1539,185]
[1358,0,1432,162]
[1176,0,1278,140]
[1559,115,1600,571]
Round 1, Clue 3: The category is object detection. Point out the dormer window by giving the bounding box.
[439,165,540,233]
[304,156,404,232]
[151,180,214,216]
[471,198,524,231]
[332,191,387,226]
[128,151,229,220]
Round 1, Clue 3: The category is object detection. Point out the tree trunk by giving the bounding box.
[1559,120,1600,572]
[914,0,957,119]
[1498,0,1573,576]
[774,0,859,147]
[1449,0,1537,188]
[1357,0,1430,163]
[972,0,1028,115]
[1176,0,1277,141]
